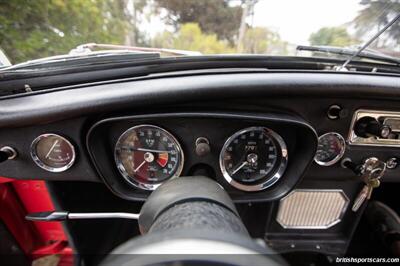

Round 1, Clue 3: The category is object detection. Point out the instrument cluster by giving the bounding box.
[113,125,288,192]
[22,112,320,201]
[84,112,317,202]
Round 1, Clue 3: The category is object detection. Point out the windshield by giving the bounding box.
[1,0,399,64]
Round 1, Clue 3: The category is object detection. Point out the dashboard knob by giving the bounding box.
[195,137,211,157]
[0,146,17,163]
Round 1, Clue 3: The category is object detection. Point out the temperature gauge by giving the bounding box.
[314,132,346,166]
[31,134,76,172]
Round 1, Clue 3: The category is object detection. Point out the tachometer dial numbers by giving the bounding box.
[31,134,76,172]
[114,125,184,190]
[220,127,288,192]
[314,132,345,166]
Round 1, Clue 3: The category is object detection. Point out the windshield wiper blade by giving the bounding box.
[0,50,161,71]
[297,45,400,65]
[70,43,202,56]
[1,43,202,72]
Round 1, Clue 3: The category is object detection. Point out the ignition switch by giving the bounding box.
[341,157,387,212]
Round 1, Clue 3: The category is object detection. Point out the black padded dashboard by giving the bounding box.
[1,72,400,128]
[1,70,400,202]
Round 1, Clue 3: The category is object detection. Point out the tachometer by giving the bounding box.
[220,127,288,192]
[114,125,184,190]
[314,132,345,166]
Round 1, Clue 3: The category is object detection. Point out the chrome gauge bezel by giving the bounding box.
[31,133,76,173]
[314,132,346,166]
[114,124,184,191]
[219,127,288,192]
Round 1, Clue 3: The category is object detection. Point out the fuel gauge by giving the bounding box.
[31,134,76,172]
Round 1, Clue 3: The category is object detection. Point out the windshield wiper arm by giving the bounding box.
[340,12,400,69]
[297,45,400,65]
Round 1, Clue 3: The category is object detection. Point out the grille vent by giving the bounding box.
[276,189,349,229]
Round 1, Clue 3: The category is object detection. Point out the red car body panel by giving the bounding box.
[0,177,73,265]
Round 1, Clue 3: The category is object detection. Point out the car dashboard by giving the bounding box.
[1,63,400,262]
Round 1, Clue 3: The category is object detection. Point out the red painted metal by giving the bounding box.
[58,247,75,266]
[31,240,67,258]
[0,182,44,255]
[0,177,74,265]
[13,180,67,242]
[0,176,13,183]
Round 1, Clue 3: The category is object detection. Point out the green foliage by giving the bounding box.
[242,27,287,54]
[0,0,130,63]
[353,0,400,48]
[152,0,242,43]
[309,27,355,47]
[0,0,290,63]
[153,23,235,54]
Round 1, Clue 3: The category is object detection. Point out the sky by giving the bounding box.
[144,0,364,46]
[251,0,362,45]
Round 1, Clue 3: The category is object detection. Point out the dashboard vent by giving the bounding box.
[276,189,349,229]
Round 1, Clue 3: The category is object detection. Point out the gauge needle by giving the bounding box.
[137,148,171,153]
[45,140,59,159]
[122,146,172,153]
[133,160,146,173]
[231,161,248,175]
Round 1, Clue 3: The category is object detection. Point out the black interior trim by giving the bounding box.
[1,72,400,128]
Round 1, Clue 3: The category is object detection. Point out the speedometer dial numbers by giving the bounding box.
[220,127,288,192]
[114,125,184,190]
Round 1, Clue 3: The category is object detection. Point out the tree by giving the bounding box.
[353,0,400,48]
[242,27,287,54]
[152,0,242,43]
[309,27,355,47]
[152,23,235,54]
[237,0,253,52]
[123,0,149,46]
[0,0,131,63]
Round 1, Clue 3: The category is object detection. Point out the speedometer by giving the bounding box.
[114,125,184,190]
[220,127,288,192]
